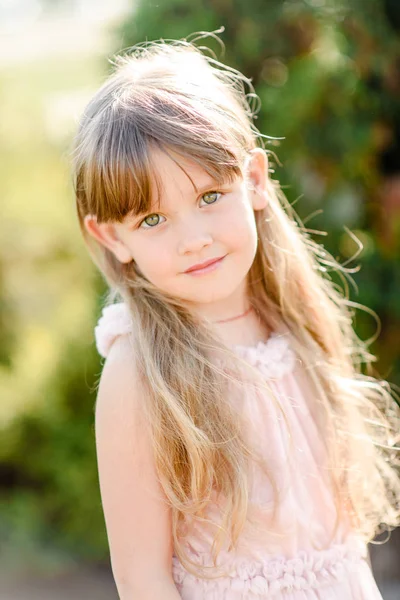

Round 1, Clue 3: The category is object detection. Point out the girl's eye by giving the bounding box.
[140,213,165,228]
[200,191,221,206]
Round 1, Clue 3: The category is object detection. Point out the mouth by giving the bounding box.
[184,255,226,274]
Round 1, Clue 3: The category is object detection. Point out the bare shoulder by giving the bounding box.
[95,332,148,464]
[100,331,137,375]
[95,332,142,417]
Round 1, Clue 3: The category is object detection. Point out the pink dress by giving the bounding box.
[94,303,383,599]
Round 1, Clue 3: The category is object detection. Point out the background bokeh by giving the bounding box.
[1,0,399,598]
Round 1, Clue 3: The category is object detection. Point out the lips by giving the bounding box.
[184,256,225,273]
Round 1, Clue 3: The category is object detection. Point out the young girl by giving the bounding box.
[71,32,400,599]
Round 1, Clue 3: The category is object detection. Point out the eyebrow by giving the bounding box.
[193,177,227,195]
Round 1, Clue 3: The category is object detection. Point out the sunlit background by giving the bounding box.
[1,0,399,598]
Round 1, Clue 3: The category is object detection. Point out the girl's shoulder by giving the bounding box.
[94,302,297,379]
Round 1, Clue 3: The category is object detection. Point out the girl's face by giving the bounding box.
[85,148,268,319]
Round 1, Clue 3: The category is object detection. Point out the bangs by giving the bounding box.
[76,86,249,224]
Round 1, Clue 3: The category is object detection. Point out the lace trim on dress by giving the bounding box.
[172,537,368,596]
[94,302,296,378]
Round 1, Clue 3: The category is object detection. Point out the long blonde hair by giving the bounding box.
[71,33,400,577]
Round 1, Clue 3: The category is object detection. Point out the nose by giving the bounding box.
[176,216,213,256]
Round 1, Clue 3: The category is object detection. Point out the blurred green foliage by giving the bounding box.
[1,0,399,572]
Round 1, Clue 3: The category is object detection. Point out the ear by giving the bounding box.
[245,148,269,211]
[84,215,133,264]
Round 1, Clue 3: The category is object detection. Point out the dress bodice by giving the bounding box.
[93,302,381,599]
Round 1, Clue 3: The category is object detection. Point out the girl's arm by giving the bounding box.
[94,334,180,599]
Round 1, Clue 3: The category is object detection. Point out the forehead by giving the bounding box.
[149,147,223,206]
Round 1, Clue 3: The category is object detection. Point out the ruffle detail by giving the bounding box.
[172,537,367,597]
[232,333,296,379]
[94,303,296,379]
[94,303,133,358]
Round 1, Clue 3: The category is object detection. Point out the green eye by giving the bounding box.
[142,213,161,228]
[201,192,220,205]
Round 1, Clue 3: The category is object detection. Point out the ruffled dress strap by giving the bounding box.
[94,302,133,358]
[94,302,297,379]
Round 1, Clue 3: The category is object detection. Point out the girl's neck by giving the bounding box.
[187,281,271,347]
[213,306,253,324]
[211,307,271,348]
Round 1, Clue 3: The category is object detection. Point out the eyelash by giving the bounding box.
[138,191,224,229]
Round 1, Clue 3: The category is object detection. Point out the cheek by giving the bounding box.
[131,240,173,282]
[223,206,258,252]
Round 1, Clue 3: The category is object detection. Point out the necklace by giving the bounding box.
[214,306,253,324]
